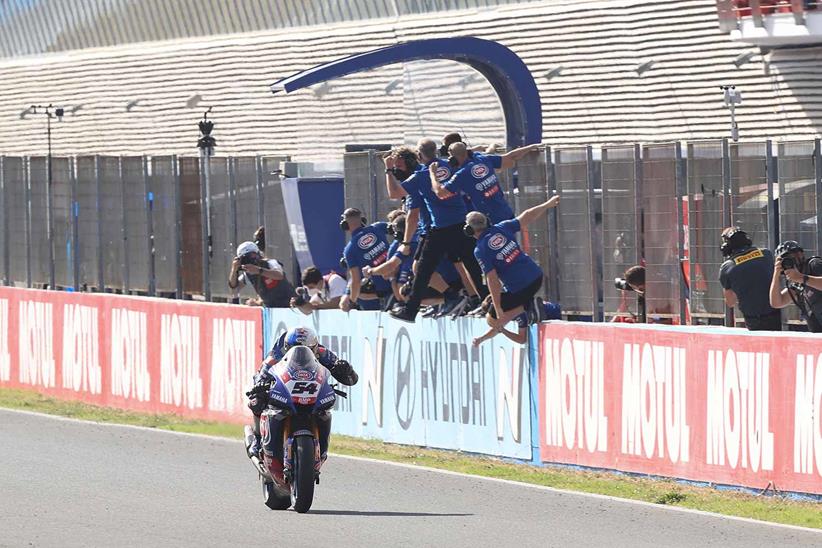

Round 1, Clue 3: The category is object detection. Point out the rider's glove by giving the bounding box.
[330,359,358,386]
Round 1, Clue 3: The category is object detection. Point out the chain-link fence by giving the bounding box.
[1,139,820,329]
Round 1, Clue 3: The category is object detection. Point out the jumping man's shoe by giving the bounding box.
[389,305,417,323]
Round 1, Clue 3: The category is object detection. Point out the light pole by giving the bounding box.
[197,107,216,301]
[720,85,742,142]
[30,104,64,290]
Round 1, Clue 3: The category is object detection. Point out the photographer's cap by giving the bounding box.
[236,241,260,257]
[776,240,803,256]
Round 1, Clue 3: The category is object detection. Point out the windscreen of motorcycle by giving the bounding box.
[281,346,326,405]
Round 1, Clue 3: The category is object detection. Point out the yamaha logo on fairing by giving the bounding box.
[488,234,507,251]
[358,234,377,249]
[272,393,288,404]
[435,166,451,181]
[394,327,415,430]
[471,163,489,179]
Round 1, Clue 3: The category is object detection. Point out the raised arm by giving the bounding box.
[500,145,539,170]
[430,163,451,199]
[516,195,560,229]
[769,256,792,309]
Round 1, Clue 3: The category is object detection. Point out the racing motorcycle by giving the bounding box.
[244,346,344,513]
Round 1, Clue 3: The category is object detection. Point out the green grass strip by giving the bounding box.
[1,388,819,530]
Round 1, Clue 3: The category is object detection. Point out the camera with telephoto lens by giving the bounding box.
[292,286,310,307]
[614,277,632,291]
[781,256,796,271]
[239,253,262,267]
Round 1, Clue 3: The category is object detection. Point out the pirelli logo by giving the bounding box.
[734,249,764,265]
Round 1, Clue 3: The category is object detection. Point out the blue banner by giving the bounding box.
[281,178,345,276]
[263,308,532,459]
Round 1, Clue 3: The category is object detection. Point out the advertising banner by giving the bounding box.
[0,287,263,423]
[537,322,822,495]
[264,308,532,459]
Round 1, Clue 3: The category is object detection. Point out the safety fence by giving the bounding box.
[3,138,822,329]
[0,286,820,496]
[0,154,292,303]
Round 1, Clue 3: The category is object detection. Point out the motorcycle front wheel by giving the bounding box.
[290,436,316,513]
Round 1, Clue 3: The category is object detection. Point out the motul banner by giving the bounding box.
[537,322,822,495]
[0,287,263,423]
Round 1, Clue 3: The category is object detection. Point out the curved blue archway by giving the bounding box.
[270,37,542,148]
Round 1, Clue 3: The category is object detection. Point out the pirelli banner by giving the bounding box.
[0,287,262,423]
[263,309,532,460]
[537,322,822,496]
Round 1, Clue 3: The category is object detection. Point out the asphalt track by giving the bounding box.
[0,410,819,548]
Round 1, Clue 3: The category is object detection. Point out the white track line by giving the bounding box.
[2,407,819,535]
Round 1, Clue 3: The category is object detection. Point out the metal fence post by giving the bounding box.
[545,146,560,303]
[586,145,600,321]
[119,156,130,293]
[144,156,156,296]
[675,142,687,326]
[0,156,6,286]
[229,157,238,254]
[765,140,777,251]
[46,151,55,289]
[173,155,183,299]
[94,156,104,291]
[24,156,32,288]
[721,138,733,326]
[815,139,822,255]
[70,157,80,291]
[255,155,265,230]
[199,151,212,301]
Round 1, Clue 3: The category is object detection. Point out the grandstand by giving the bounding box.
[1,0,822,162]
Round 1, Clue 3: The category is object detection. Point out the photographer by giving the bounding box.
[228,241,294,308]
[718,227,780,331]
[290,266,347,315]
[769,240,822,332]
[613,265,646,323]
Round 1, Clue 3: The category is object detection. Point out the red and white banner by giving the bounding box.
[537,322,822,495]
[0,287,263,424]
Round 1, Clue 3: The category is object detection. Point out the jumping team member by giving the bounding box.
[433,141,537,224]
[386,140,488,323]
[465,194,560,331]
[338,208,392,311]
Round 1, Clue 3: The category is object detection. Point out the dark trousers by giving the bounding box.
[405,223,487,315]
[744,310,782,331]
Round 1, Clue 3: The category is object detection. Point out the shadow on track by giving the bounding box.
[308,510,473,517]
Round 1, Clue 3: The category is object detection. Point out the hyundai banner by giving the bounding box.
[264,308,533,460]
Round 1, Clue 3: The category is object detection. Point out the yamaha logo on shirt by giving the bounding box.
[358,233,377,249]
[471,163,490,179]
[435,166,451,181]
[488,233,507,250]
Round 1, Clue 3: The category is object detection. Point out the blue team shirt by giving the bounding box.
[388,238,417,285]
[401,159,466,229]
[405,189,432,235]
[444,154,513,224]
[343,222,391,293]
[474,219,542,293]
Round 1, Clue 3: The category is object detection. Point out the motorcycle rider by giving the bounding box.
[246,326,358,458]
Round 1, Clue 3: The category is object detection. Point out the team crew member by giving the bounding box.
[769,240,822,332]
[433,142,536,224]
[466,194,561,330]
[338,208,392,311]
[385,141,488,322]
[718,227,780,331]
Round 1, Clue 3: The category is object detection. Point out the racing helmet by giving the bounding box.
[283,326,319,353]
[284,345,317,370]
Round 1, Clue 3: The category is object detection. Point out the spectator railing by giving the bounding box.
[2,138,821,330]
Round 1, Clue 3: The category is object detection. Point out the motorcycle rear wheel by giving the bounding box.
[262,479,291,510]
[290,436,316,513]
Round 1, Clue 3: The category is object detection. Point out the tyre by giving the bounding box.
[262,479,291,510]
[290,436,316,513]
